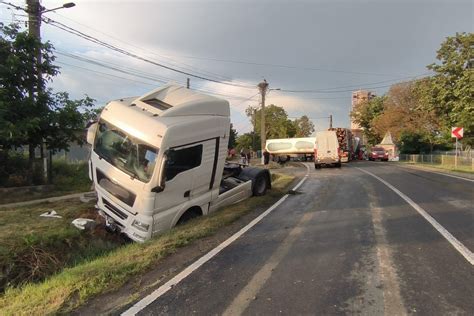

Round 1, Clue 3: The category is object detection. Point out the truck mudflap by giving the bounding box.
[236,167,272,194]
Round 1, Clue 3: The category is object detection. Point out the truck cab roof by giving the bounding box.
[133,84,230,117]
[99,84,230,147]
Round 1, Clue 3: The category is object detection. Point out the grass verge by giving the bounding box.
[0,200,126,293]
[398,161,473,174]
[0,172,295,315]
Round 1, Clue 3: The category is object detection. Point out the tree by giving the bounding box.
[350,95,385,145]
[0,23,96,184]
[426,32,474,145]
[245,104,294,139]
[228,123,238,149]
[236,132,260,151]
[46,92,97,152]
[0,24,58,152]
[293,115,315,137]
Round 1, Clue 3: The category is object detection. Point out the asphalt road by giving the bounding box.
[126,161,474,316]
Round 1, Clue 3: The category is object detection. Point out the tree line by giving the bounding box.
[351,32,473,154]
[230,105,315,151]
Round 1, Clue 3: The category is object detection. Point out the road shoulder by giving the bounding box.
[393,163,474,181]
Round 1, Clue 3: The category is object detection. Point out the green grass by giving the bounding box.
[399,161,474,174]
[0,200,126,293]
[0,172,294,315]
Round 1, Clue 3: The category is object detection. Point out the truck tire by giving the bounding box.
[177,207,202,225]
[236,167,271,196]
[315,164,321,169]
[336,162,342,168]
[253,174,268,196]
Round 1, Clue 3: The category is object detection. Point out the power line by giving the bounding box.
[49,11,242,84]
[56,61,160,86]
[56,59,259,103]
[169,54,420,78]
[278,80,417,94]
[0,1,256,89]
[41,17,256,89]
[56,51,179,84]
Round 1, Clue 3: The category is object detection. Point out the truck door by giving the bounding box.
[153,143,203,213]
[191,138,218,197]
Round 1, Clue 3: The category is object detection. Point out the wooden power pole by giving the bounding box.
[258,79,269,164]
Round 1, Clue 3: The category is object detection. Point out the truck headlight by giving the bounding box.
[132,220,150,232]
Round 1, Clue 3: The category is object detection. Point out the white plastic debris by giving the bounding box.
[71,218,97,231]
[39,210,62,218]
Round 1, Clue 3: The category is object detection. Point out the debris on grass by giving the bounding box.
[39,210,62,218]
[71,218,97,231]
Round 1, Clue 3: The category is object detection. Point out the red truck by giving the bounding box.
[328,128,354,163]
[369,147,389,161]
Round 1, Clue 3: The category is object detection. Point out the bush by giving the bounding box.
[51,160,91,192]
[0,150,91,191]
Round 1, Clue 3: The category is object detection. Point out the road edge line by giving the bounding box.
[122,170,309,315]
[356,167,474,266]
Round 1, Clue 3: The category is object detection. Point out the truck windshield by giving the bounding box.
[94,119,159,182]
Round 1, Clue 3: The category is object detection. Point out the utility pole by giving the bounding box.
[252,108,257,151]
[258,79,269,164]
[329,114,333,129]
[187,78,190,89]
[27,0,44,182]
[26,0,75,183]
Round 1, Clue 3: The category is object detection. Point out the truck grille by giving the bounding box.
[96,168,136,207]
[102,198,128,220]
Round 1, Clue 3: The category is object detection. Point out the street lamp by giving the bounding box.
[42,2,76,13]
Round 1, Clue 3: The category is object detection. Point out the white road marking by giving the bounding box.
[122,168,310,315]
[357,167,474,266]
[398,165,474,183]
[291,162,310,191]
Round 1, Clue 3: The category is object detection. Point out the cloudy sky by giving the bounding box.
[1,0,472,134]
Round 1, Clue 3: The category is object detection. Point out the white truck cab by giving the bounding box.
[87,85,271,242]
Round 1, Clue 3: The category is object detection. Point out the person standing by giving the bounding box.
[263,149,270,165]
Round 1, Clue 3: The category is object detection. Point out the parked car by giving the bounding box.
[369,147,389,161]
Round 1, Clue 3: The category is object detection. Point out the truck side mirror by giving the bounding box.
[86,122,98,145]
[151,151,168,193]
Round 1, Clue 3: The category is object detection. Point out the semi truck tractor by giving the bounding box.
[86,84,271,242]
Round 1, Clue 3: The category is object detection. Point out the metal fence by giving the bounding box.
[399,153,474,171]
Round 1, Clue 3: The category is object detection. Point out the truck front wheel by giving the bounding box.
[177,207,202,225]
[253,175,268,196]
